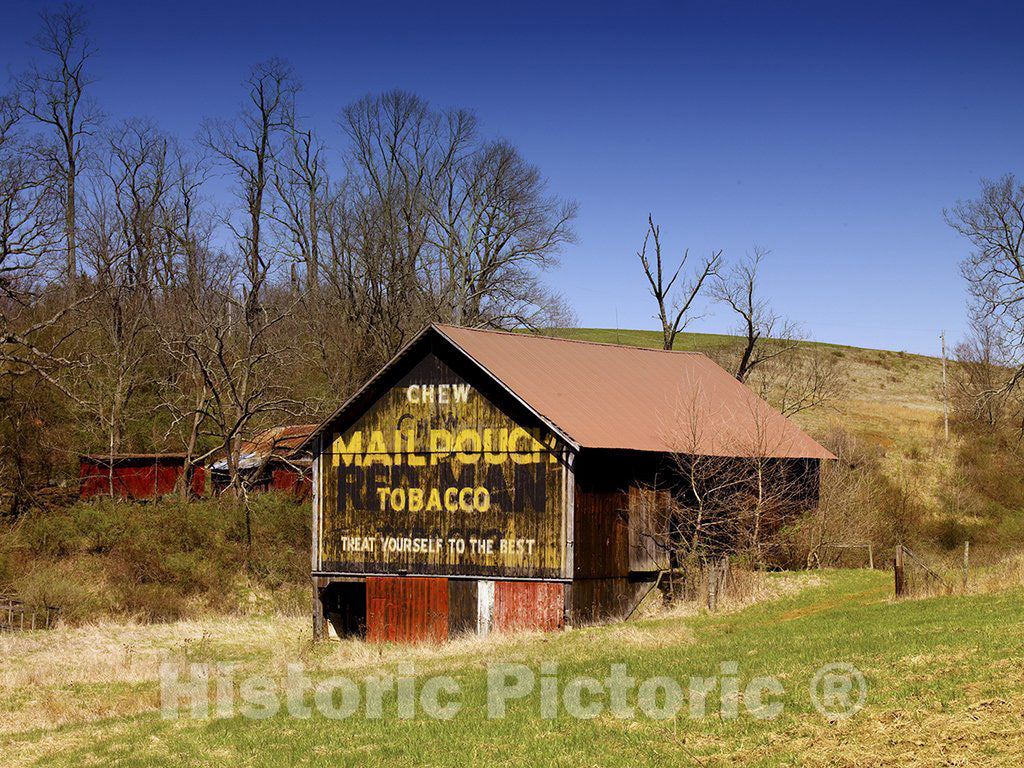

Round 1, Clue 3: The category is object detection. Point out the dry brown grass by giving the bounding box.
[0,615,308,734]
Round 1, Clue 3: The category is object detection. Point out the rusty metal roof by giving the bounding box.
[242,424,318,459]
[433,325,834,459]
[303,324,834,460]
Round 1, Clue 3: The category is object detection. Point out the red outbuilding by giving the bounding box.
[79,454,205,500]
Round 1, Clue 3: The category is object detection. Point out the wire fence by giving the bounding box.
[893,544,952,598]
[815,542,875,569]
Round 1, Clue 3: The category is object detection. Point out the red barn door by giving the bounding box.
[366,576,449,644]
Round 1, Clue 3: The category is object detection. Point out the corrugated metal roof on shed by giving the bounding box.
[243,423,318,459]
[433,325,834,460]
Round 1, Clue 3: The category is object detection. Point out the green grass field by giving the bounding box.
[4,570,1022,766]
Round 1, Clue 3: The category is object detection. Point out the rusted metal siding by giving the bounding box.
[492,581,564,633]
[270,466,312,497]
[366,576,449,644]
[79,456,204,500]
[320,351,568,579]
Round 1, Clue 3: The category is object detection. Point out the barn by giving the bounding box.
[79,454,205,500]
[303,324,833,642]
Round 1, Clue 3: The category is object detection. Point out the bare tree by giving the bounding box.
[319,90,576,381]
[663,391,747,562]
[947,175,1024,399]
[755,348,846,417]
[632,385,821,601]
[951,308,1015,429]
[271,124,326,295]
[158,142,210,292]
[196,60,301,498]
[17,3,101,283]
[0,88,89,398]
[0,94,60,303]
[105,119,171,291]
[711,247,799,382]
[71,119,175,485]
[799,427,882,569]
[201,58,297,312]
[431,137,577,327]
[709,247,845,416]
[152,169,218,497]
[339,90,435,352]
[636,214,721,350]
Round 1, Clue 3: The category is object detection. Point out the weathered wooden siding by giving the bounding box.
[447,579,478,637]
[573,486,629,579]
[628,486,671,572]
[570,578,653,626]
[492,581,564,632]
[366,576,449,644]
[320,351,568,579]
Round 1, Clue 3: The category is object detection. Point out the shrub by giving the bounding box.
[12,560,116,624]
[119,582,187,623]
[0,493,310,624]
[73,501,128,553]
[21,510,82,557]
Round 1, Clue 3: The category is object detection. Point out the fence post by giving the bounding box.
[894,545,905,597]
[962,541,970,591]
[706,561,718,613]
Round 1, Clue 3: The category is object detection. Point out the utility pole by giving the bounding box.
[941,331,949,441]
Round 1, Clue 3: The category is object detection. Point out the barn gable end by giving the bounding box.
[316,334,573,584]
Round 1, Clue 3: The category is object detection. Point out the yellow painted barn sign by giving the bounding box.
[320,354,567,578]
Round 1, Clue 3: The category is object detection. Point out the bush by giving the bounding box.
[12,559,117,624]
[0,493,310,624]
[119,582,188,623]
[74,501,128,553]
[21,511,81,557]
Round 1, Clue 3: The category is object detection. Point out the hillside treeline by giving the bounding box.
[0,8,576,510]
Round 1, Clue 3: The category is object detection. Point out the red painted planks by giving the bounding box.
[366,576,449,644]
[493,581,564,633]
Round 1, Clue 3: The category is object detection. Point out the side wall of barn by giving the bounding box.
[568,450,823,625]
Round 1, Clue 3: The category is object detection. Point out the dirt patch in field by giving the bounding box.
[778,584,890,621]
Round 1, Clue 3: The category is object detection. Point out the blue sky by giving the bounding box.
[4,0,1022,354]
